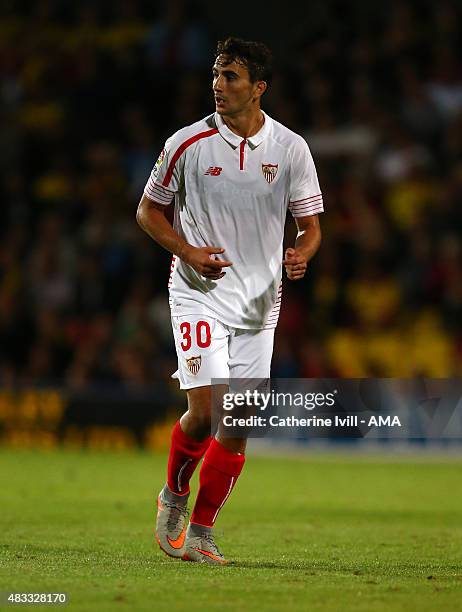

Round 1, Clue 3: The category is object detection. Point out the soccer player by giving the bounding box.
[137,37,323,564]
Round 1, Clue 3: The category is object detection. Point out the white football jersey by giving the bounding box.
[144,111,323,329]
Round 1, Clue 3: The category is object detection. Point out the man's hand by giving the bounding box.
[283,247,308,281]
[180,245,233,280]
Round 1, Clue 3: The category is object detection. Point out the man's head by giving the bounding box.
[212,37,273,117]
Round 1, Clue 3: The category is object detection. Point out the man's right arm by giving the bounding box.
[136,195,232,280]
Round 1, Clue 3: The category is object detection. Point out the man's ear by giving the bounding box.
[254,80,267,100]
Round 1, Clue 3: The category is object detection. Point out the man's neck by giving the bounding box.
[221,108,264,139]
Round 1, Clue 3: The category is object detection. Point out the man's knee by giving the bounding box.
[179,386,211,437]
[180,385,226,439]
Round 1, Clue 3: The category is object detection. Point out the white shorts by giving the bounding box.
[171,314,275,390]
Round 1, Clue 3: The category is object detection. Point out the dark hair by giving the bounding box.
[215,37,273,85]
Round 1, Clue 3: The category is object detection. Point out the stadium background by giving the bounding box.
[1,0,462,448]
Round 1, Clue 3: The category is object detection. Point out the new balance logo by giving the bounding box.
[204,166,222,176]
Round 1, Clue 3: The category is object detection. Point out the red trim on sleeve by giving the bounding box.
[290,201,323,212]
[162,128,219,187]
[289,193,322,205]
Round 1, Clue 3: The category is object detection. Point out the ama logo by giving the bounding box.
[368,415,401,426]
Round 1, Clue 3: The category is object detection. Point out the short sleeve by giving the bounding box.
[143,132,185,206]
[288,137,324,218]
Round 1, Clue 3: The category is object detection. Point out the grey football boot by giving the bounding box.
[155,485,189,558]
[182,523,228,565]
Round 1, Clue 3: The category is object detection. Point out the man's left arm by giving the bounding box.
[283,214,321,281]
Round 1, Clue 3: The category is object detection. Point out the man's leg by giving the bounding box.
[156,387,222,558]
[156,316,229,559]
[167,389,213,497]
[182,387,245,565]
[189,430,246,529]
[184,328,274,564]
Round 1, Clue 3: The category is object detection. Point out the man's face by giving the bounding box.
[212,56,263,116]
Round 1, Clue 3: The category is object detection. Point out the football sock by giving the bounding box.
[190,438,245,528]
[167,420,212,495]
[161,483,189,505]
[188,522,212,536]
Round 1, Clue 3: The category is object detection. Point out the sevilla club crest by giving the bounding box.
[186,355,202,375]
[262,163,278,184]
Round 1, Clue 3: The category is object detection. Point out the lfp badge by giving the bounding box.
[153,148,166,179]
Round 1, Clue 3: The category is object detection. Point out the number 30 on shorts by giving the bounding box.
[179,320,211,351]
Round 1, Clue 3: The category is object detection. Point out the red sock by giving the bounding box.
[190,438,245,527]
[167,421,211,495]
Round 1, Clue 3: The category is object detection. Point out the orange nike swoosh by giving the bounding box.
[167,528,186,549]
[195,548,225,563]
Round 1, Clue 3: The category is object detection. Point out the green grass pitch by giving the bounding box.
[0,448,461,611]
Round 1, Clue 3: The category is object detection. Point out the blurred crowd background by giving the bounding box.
[1,0,462,389]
